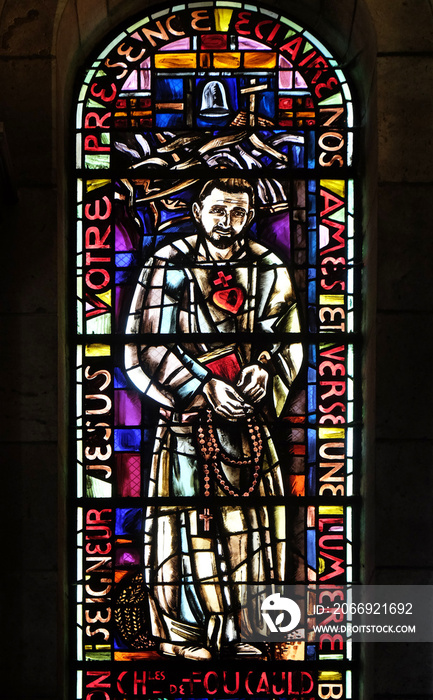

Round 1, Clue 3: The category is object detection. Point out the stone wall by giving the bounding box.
[0,0,431,697]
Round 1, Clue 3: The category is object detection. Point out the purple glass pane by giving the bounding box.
[279,55,293,68]
[295,71,308,88]
[115,547,141,566]
[260,211,292,257]
[160,38,190,51]
[238,37,269,50]
[115,389,142,426]
[279,71,293,89]
[116,453,141,497]
[122,71,138,91]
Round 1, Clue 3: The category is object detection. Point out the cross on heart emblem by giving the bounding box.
[212,270,245,315]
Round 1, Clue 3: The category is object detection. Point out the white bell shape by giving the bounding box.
[200,80,230,117]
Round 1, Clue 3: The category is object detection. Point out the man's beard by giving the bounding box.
[205,225,245,250]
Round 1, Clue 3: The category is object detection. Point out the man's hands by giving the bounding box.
[203,364,268,421]
[203,378,253,421]
[236,364,268,403]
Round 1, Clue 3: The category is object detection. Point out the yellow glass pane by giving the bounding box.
[319,294,345,306]
[96,290,111,306]
[318,505,344,515]
[321,179,346,197]
[86,179,111,192]
[154,53,196,69]
[318,671,343,682]
[318,427,345,440]
[85,343,111,356]
[214,8,233,32]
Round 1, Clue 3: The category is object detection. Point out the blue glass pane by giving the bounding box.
[293,144,304,167]
[309,229,317,262]
[307,130,315,167]
[115,253,135,268]
[308,428,316,461]
[308,280,316,303]
[115,508,143,536]
[114,367,128,388]
[156,78,184,101]
[307,529,316,566]
[308,366,316,383]
[155,113,184,128]
[308,385,316,412]
[114,428,141,451]
[307,464,316,495]
[308,192,316,214]
[307,645,316,660]
[308,345,317,364]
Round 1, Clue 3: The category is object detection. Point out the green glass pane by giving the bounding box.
[84,154,110,169]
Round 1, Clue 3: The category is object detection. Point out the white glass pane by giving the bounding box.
[347,506,353,541]
[77,464,83,498]
[303,31,332,58]
[347,101,354,128]
[98,33,127,59]
[83,69,96,85]
[76,103,83,129]
[261,8,278,17]
[76,134,82,168]
[348,345,354,375]
[280,16,303,31]
[77,629,83,662]
[348,179,354,212]
[76,220,82,254]
[347,131,354,165]
[152,8,170,17]
[76,670,82,698]
[343,82,352,100]
[346,671,352,698]
[347,426,354,455]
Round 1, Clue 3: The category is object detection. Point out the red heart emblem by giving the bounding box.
[213,287,244,314]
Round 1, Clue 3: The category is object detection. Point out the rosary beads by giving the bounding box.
[198,409,263,497]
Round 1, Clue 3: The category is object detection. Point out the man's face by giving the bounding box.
[193,187,254,249]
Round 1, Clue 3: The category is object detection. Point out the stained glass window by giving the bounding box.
[73,3,361,698]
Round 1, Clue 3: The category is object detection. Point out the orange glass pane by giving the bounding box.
[154,53,196,69]
[244,51,277,68]
[213,52,241,69]
[289,475,305,496]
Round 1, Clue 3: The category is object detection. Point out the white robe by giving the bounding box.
[125,233,302,648]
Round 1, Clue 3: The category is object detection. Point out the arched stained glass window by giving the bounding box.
[73,3,361,698]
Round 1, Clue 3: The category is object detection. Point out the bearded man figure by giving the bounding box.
[124,177,303,660]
